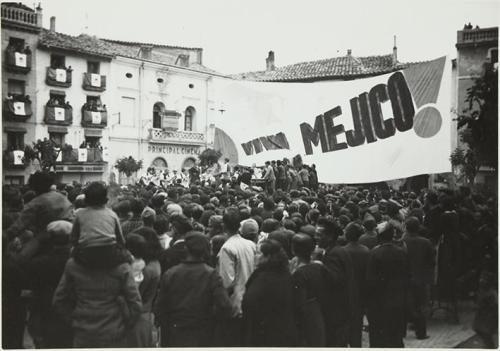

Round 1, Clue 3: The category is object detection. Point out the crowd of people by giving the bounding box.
[2,159,498,348]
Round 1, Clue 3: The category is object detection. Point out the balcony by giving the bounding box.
[2,149,28,169]
[58,147,106,163]
[4,48,32,74]
[82,72,107,92]
[457,27,498,48]
[3,98,32,122]
[44,105,73,126]
[81,109,107,128]
[46,67,72,87]
[148,128,205,145]
[1,3,41,32]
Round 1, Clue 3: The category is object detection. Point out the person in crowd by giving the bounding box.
[52,243,142,347]
[291,233,332,346]
[276,160,286,191]
[207,214,224,237]
[359,218,378,249]
[262,161,276,195]
[126,230,162,347]
[155,232,232,347]
[242,239,297,347]
[122,198,146,237]
[402,216,435,340]
[71,182,128,269]
[366,222,409,348]
[158,214,193,273]
[343,222,370,347]
[6,171,73,245]
[298,165,310,189]
[216,208,257,346]
[315,215,355,347]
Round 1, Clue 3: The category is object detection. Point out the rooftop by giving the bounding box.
[38,29,225,76]
[233,52,410,82]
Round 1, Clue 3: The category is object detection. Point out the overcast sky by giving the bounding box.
[22,0,499,74]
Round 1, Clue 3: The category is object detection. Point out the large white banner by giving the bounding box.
[213,57,451,183]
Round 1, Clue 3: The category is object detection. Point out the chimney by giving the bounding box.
[266,51,275,71]
[393,35,398,65]
[50,16,56,31]
[347,49,352,56]
[140,45,153,60]
[35,3,42,28]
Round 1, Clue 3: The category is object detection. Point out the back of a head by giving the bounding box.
[292,233,315,260]
[259,239,288,270]
[185,231,210,259]
[3,185,22,210]
[263,198,275,211]
[378,222,395,242]
[240,218,259,242]
[283,219,297,232]
[405,216,420,234]
[211,234,227,256]
[261,218,280,234]
[83,181,108,206]
[273,208,284,222]
[363,218,377,231]
[166,203,183,217]
[154,214,169,235]
[345,222,364,242]
[114,199,131,218]
[317,215,343,241]
[223,207,241,234]
[130,198,146,216]
[269,229,292,258]
[170,214,193,235]
[28,171,55,195]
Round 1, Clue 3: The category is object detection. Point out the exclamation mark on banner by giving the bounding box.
[403,56,446,138]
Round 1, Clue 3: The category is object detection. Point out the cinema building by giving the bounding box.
[2,2,226,184]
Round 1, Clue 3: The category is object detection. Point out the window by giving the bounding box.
[9,37,25,51]
[7,132,24,150]
[4,176,24,185]
[490,48,498,64]
[87,61,100,74]
[49,91,66,106]
[120,97,135,126]
[153,102,165,129]
[184,106,195,131]
[84,136,101,148]
[50,54,66,69]
[49,132,65,147]
[7,79,25,97]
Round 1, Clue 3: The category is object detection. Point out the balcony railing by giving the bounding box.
[2,149,28,169]
[3,98,33,122]
[1,4,40,28]
[4,49,32,73]
[82,72,107,92]
[46,67,72,87]
[81,109,108,128]
[59,147,106,164]
[44,105,73,126]
[457,27,498,46]
[149,128,205,145]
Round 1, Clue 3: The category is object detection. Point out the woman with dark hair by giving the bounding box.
[242,239,297,347]
[126,231,162,347]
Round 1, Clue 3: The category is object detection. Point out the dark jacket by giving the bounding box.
[402,232,435,285]
[366,242,409,347]
[155,261,231,347]
[242,264,298,347]
[321,244,355,346]
[159,240,187,273]
[292,262,332,347]
[52,258,142,344]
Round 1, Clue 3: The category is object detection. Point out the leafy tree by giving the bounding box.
[114,156,143,177]
[452,63,498,184]
[198,148,222,167]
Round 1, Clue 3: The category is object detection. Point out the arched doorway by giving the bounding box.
[151,157,168,171]
[182,157,196,170]
[153,102,165,129]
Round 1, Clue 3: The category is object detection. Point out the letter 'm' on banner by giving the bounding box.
[323,106,347,151]
[300,114,328,155]
[369,84,395,139]
[388,72,415,132]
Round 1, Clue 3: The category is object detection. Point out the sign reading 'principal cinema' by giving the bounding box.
[148,145,202,155]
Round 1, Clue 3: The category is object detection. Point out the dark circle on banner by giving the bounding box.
[413,106,442,138]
